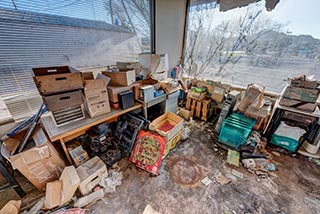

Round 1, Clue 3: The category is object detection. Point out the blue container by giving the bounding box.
[271,134,299,152]
[218,113,255,149]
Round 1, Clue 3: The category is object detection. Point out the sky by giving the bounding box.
[2,0,320,39]
[207,0,320,39]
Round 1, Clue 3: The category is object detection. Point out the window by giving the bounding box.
[184,0,320,93]
[0,0,152,122]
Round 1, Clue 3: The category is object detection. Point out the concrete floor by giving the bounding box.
[89,122,320,214]
[1,122,320,214]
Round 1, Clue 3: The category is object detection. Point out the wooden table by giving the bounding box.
[41,104,142,164]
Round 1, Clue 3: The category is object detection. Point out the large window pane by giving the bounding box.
[184,0,320,93]
[0,0,151,121]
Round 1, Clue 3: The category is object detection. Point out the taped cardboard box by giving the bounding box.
[84,79,111,118]
[76,156,107,195]
[5,140,65,192]
[32,66,83,96]
[102,70,135,86]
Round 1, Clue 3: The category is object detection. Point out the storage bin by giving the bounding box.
[271,134,299,152]
[149,112,184,140]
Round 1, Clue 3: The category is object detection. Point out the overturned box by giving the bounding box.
[76,156,107,195]
[33,66,83,96]
[84,79,111,118]
[2,132,65,192]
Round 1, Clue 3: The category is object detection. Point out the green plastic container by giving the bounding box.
[271,134,299,152]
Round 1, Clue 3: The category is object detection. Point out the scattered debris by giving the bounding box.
[315,159,320,166]
[271,151,281,157]
[27,197,44,214]
[214,174,231,185]
[142,204,162,214]
[261,177,278,195]
[0,200,21,214]
[227,149,240,167]
[304,196,320,209]
[99,170,123,193]
[182,126,191,140]
[231,169,244,179]
[55,208,87,214]
[242,158,276,172]
[74,189,104,208]
[201,176,213,187]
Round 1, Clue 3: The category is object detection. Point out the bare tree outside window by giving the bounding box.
[104,0,151,52]
[184,1,320,93]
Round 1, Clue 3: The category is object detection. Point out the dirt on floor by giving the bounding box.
[0,121,319,214]
[88,122,320,214]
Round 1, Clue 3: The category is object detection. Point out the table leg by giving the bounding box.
[60,139,72,165]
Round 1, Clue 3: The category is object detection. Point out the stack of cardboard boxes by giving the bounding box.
[32,66,85,126]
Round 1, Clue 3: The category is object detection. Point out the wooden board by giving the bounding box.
[195,101,202,118]
[186,97,192,110]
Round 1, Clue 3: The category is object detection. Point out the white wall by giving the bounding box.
[155,0,187,70]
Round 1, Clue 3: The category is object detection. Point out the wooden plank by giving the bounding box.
[41,103,142,142]
[195,101,202,118]
[191,99,197,111]
[186,97,192,110]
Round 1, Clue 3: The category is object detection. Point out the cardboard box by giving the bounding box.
[133,78,159,100]
[6,141,65,192]
[84,79,111,118]
[199,81,230,103]
[32,127,49,146]
[238,84,264,112]
[45,180,62,209]
[178,108,194,120]
[149,112,184,140]
[162,130,182,159]
[59,166,80,205]
[160,79,179,94]
[117,61,142,77]
[43,90,84,112]
[107,85,132,103]
[139,53,169,81]
[280,97,317,112]
[102,70,136,86]
[76,156,107,195]
[290,79,318,89]
[32,66,83,95]
[67,140,89,167]
[0,200,21,214]
[187,91,207,101]
[283,86,319,103]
